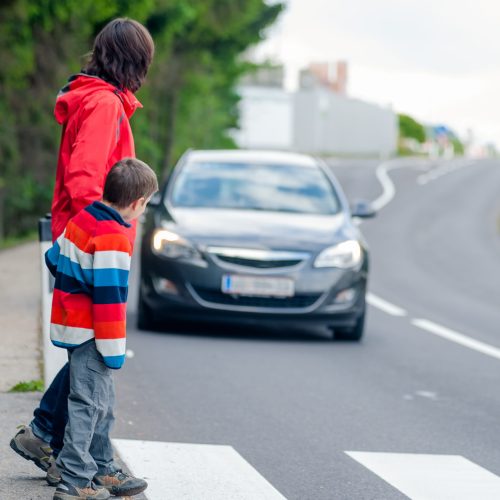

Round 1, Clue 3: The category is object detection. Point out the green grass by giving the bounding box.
[9,379,44,393]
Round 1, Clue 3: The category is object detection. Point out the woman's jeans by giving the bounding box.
[30,363,70,457]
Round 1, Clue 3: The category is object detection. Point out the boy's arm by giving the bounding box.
[65,98,123,216]
[92,233,132,369]
[45,233,64,277]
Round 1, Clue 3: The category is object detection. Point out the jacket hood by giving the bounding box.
[54,74,142,125]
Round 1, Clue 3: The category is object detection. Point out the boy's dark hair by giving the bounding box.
[103,158,158,208]
[84,18,154,93]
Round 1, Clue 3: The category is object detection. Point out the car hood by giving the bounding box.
[162,207,354,252]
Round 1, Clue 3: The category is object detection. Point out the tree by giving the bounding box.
[0,1,108,237]
[0,0,284,240]
[139,0,283,180]
[398,113,426,143]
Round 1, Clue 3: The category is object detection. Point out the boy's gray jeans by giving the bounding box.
[56,340,118,487]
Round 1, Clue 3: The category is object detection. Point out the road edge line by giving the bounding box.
[411,318,500,361]
[366,293,407,317]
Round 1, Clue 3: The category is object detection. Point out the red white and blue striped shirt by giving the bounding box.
[46,201,133,369]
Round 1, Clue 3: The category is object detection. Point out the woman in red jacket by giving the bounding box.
[10,18,154,498]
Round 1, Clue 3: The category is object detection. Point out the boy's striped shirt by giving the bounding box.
[46,201,133,369]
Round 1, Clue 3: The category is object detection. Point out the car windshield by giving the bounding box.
[170,161,341,215]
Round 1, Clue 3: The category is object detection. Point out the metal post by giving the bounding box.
[39,214,66,386]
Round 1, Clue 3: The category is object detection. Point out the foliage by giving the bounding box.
[9,379,44,392]
[0,230,37,250]
[397,144,426,157]
[451,137,464,155]
[0,0,283,239]
[398,113,426,143]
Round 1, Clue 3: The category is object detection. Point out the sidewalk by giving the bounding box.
[0,241,50,498]
[0,242,145,499]
[0,393,55,499]
[0,242,40,391]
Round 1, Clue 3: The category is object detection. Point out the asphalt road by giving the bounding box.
[113,157,500,499]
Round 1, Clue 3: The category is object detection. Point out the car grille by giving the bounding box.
[191,286,321,309]
[215,255,303,268]
[206,247,310,269]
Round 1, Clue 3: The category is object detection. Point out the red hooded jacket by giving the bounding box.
[51,74,142,241]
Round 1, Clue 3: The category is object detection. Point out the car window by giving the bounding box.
[170,162,341,215]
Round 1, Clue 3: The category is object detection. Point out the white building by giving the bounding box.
[293,86,397,157]
[231,85,293,150]
[232,64,397,157]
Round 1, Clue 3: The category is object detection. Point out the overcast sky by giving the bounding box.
[255,0,500,145]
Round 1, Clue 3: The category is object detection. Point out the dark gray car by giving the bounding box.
[138,150,374,340]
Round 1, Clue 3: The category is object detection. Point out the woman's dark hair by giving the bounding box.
[84,18,154,93]
[104,158,158,208]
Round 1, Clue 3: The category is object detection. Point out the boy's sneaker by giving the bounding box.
[53,481,110,499]
[10,424,53,471]
[46,456,62,486]
[94,469,148,496]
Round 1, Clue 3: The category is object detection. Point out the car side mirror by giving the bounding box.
[351,201,376,219]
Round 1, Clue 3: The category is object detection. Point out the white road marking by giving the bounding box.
[366,293,407,317]
[370,159,429,213]
[364,157,496,364]
[346,452,500,500]
[415,390,438,400]
[113,439,287,500]
[417,159,474,185]
[412,318,500,361]
[366,295,500,364]
[372,162,397,211]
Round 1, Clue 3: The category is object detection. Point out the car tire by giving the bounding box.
[137,292,157,331]
[334,313,365,341]
[332,299,366,341]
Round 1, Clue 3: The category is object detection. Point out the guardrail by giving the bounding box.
[39,214,66,386]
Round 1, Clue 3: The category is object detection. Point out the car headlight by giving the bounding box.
[152,229,202,260]
[314,240,362,269]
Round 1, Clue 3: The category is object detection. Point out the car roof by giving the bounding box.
[184,149,319,169]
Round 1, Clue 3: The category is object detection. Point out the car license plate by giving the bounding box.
[221,275,295,297]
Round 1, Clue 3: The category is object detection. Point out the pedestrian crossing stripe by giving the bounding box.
[346,451,500,500]
[113,439,287,500]
[113,440,500,499]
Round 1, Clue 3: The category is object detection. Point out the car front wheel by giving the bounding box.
[334,312,365,341]
[331,297,366,341]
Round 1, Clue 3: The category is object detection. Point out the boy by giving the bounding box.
[47,158,158,500]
